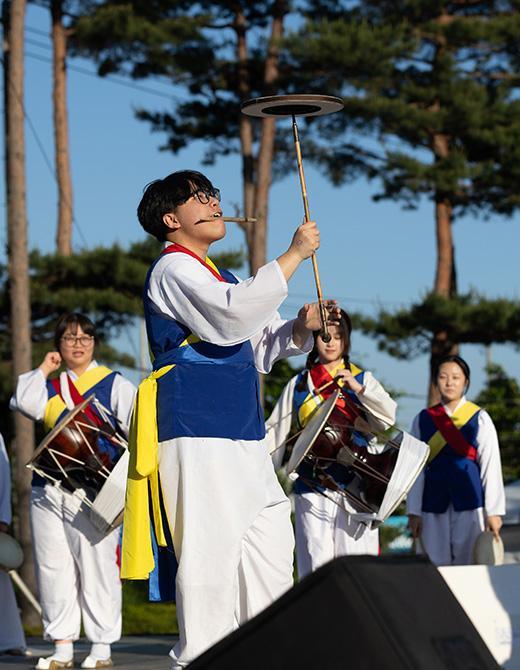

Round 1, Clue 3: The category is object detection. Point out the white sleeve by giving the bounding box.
[251,317,313,374]
[476,410,506,516]
[357,371,397,431]
[0,434,12,525]
[9,368,49,421]
[405,414,425,516]
[265,376,298,469]
[109,375,137,439]
[148,255,288,346]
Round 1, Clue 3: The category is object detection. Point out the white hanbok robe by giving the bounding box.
[146,252,312,668]
[10,362,135,643]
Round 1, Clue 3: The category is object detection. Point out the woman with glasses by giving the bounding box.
[265,309,397,578]
[11,313,136,670]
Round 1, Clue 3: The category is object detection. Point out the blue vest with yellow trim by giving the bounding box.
[144,254,264,442]
[32,370,120,488]
[418,405,483,513]
[292,365,366,495]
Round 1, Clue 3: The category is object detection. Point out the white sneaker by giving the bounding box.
[35,657,73,670]
[80,656,113,669]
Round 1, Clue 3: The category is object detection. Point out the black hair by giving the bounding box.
[433,354,471,390]
[137,170,215,241]
[54,313,97,351]
[296,309,353,392]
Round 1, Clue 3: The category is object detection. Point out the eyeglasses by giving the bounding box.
[190,188,221,205]
[61,335,94,347]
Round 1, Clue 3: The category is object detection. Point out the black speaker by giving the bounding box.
[189,556,499,669]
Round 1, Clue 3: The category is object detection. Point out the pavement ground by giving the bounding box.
[0,637,177,670]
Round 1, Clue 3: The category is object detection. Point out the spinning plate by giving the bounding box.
[241,94,344,118]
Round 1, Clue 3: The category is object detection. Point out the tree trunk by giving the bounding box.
[234,8,255,272]
[428,131,458,405]
[3,0,39,627]
[251,1,285,274]
[52,0,73,255]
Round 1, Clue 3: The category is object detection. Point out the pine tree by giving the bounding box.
[476,364,520,482]
[287,0,520,401]
[69,0,292,274]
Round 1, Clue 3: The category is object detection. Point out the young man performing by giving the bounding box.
[123,170,336,668]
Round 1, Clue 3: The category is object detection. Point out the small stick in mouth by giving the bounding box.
[199,216,257,223]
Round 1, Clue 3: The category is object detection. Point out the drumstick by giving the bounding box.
[9,570,42,616]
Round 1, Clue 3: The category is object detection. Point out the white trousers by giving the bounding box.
[0,569,26,652]
[294,491,379,580]
[30,485,122,642]
[158,437,295,668]
[417,505,485,566]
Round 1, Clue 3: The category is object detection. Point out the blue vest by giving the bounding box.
[144,252,264,442]
[292,366,367,495]
[418,407,484,513]
[33,371,119,488]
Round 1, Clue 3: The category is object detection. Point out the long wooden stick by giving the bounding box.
[291,115,330,342]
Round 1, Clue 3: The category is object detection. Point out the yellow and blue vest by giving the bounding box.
[122,246,264,597]
[417,402,483,513]
[32,366,119,487]
[145,251,264,442]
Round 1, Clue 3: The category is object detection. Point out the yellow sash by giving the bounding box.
[120,364,174,580]
[427,401,480,463]
[43,366,114,432]
[121,252,221,579]
[298,362,363,427]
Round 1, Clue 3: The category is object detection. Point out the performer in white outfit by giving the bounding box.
[407,354,505,566]
[11,314,136,670]
[122,170,338,668]
[0,432,27,656]
[265,309,397,578]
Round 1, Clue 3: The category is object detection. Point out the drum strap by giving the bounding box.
[426,403,479,462]
[44,366,114,432]
[51,375,103,426]
[50,374,104,428]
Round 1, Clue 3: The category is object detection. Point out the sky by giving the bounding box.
[1,4,519,429]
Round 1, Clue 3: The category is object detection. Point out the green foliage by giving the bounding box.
[122,581,177,635]
[357,292,520,360]
[264,357,299,417]
[476,364,520,483]
[70,2,292,165]
[287,1,520,218]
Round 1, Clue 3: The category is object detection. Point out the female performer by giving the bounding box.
[407,354,505,566]
[265,309,397,578]
[11,314,136,670]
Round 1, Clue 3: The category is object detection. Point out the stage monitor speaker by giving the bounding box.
[189,555,499,670]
